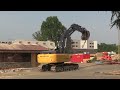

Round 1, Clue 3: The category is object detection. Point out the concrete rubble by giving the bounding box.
[0,68,33,74]
[111,54,120,60]
[0,62,31,69]
[95,70,120,75]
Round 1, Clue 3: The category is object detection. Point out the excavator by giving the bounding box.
[37,24,90,72]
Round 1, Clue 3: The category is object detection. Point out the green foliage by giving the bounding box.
[32,16,66,45]
[111,11,120,30]
[32,31,44,41]
[97,43,117,52]
[117,45,120,54]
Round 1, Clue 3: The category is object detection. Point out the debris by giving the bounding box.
[0,68,33,74]
[95,70,120,75]
[95,61,103,64]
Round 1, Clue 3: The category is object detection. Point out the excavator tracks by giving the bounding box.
[40,63,79,72]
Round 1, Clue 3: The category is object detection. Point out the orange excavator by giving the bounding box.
[37,24,90,72]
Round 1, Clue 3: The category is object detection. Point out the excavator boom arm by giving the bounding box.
[57,24,90,53]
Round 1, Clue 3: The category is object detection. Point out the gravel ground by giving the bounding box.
[1,63,120,79]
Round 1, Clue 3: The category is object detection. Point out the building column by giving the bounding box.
[31,53,40,67]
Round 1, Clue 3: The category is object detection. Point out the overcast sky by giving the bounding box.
[0,11,118,44]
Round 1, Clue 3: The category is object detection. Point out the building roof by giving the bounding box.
[0,44,48,53]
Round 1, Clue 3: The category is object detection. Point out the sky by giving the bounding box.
[0,11,118,44]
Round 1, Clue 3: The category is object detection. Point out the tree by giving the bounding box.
[111,11,120,29]
[32,31,44,41]
[32,16,66,46]
[97,43,117,52]
[111,11,120,59]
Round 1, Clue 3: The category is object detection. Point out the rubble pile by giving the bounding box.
[0,62,32,74]
[95,70,120,75]
[0,68,21,73]
[96,53,103,60]
[0,62,31,69]
[111,54,120,60]
[0,68,33,73]
[105,70,120,75]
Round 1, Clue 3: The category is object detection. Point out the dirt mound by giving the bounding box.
[95,52,103,60]
[111,54,120,60]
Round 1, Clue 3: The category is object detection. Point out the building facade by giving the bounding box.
[71,40,98,53]
[11,40,56,50]
[0,40,49,67]
[71,40,98,49]
[5,39,97,50]
[11,39,97,53]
